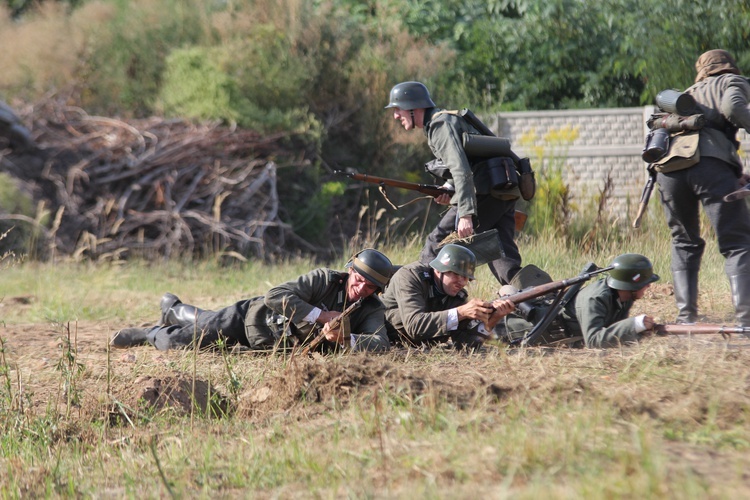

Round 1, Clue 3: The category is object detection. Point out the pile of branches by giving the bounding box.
[0,96,317,261]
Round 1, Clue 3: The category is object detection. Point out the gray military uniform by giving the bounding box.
[657,72,750,325]
[148,268,390,352]
[569,279,639,348]
[505,279,640,349]
[419,108,522,284]
[380,262,484,348]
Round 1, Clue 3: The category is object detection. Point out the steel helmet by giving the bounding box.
[384,81,436,110]
[429,244,476,280]
[606,253,660,291]
[347,248,393,289]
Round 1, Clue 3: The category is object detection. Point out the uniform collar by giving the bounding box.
[423,107,439,133]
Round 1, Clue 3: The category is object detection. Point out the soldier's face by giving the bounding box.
[392,108,423,130]
[347,270,379,301]
[437,270,469,297]
[633,284,651,300]
[618,283,651,301]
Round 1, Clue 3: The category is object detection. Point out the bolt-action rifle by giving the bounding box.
[336,170,527,232]
[497,265,614,306]
[632,166,656,229]
[652,323,750,337]
[488,264,614,335]
[299,298,364,356]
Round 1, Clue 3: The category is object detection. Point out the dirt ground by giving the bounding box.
[1,287,749,495]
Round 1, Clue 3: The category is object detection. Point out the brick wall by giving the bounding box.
[485,107,750,219]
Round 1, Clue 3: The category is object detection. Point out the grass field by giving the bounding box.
[0,233,748,498]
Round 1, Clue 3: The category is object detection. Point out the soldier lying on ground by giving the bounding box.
[380,244,515,350]
[499,254,659,348]
[111,249,394,353]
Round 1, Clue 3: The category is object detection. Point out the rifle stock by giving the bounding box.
[336,170,527,232]
[653,323,750,336]
[299,298,364,355]
[499,265,614,305]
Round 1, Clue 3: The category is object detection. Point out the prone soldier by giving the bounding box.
[111,249,394,353]
[380,244,515,350]
[499,254,659,348]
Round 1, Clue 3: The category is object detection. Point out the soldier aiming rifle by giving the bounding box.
[496,254,660,348]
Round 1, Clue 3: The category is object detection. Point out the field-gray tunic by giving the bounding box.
[381,262,469,345]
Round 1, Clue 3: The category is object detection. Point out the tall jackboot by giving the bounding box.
[160,292,204,327]
[729,274,750,328]
[111,327,157,348]
[673,270,699,324]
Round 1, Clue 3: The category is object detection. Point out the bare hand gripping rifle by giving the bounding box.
[299,298,364,356]
[335,170,528,232]
[652,323,750,337]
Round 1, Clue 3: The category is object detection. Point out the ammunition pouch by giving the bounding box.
[477,157,518,194]
[652,130,700,173]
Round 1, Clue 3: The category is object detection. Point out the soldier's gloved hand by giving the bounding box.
[739,172,750,187]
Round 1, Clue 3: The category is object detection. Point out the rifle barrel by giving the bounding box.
[654,323,750,335]
[335,170,452,198]
[501,266,614,305]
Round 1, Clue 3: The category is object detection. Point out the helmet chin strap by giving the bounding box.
[436,271,447,294]
[409,110,415,129]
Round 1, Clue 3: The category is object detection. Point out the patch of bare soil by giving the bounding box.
[235,353,503,419]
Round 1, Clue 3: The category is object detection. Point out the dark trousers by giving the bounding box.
[657,157,750,277]
[149,299,256,351]
[419,195,522,284]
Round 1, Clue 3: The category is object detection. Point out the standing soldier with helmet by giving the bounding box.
[385,81,523,285]
[381,244,515,349]
[111,248,395,353]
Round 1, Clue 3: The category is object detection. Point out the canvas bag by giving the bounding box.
[652,130,700,173]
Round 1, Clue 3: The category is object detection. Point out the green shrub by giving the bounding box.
[158,28,322,136]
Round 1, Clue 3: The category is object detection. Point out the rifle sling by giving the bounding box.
[377,184,433,210]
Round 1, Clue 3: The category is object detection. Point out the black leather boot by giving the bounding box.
[111,327,153,348]
[729,274,750,328]
[673,270,699,323]
[160,292,204,327]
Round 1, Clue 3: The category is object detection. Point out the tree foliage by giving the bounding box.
[3,0,750,247]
